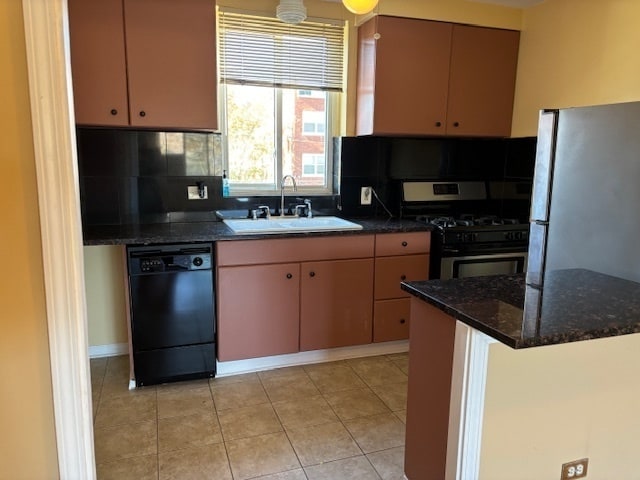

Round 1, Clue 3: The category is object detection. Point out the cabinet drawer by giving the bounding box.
[375,254,430,300]
[217,235,375,266]
[375,232,430,257]
[374,299,410,342]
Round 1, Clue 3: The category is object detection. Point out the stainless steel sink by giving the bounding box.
[223,216,363,235]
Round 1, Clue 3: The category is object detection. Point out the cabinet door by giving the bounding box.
[68,0,129,126]
[300,259,374,351]
[217,264,299,361]
[357,16,452,136]
[447,25,520,137]
[124,0,217,130]
[374,254,430,300]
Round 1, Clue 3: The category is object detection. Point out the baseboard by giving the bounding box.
[88,340,409,375]
[216,340,409,377]
[88,343,128,359]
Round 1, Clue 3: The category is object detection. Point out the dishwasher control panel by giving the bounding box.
[128,244,213,275]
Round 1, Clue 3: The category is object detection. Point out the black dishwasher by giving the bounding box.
[127,243,215,386]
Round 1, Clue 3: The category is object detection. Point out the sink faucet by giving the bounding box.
[280,175,297,217]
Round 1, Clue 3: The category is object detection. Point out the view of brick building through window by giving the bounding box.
[225,85,329,191]
[292,90,326,186]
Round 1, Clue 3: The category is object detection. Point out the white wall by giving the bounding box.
[480,333,640,479]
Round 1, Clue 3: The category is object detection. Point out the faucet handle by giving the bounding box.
[303,199,312,218]
[293,204,307,217]
[256,205,271,219]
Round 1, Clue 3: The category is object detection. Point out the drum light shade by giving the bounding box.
[342,0,378,15]
[276,0,307,24]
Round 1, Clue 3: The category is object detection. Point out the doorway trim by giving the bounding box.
[22,0,95,478]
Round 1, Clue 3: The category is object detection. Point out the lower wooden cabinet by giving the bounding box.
[300,259,374,351]
[217,263,300,361]
[374,298,411,342]
[374,254,430,300]
[373,233,430,343]
[215,232,430,361]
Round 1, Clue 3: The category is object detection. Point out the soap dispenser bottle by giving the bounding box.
[222,170,230,197]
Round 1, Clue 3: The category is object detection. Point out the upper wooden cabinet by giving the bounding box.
[68,0,217,130]
[67,0,128,127]
[356,16,520,138]
[447,25,520,137]
[356,16,452,137]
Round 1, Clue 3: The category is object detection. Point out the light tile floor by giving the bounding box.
[91,353,409,480]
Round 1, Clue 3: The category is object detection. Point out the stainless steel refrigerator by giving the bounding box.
[527,101,640,288]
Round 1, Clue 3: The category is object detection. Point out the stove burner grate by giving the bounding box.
[416,214,522,228]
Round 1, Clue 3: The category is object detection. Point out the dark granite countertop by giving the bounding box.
[82,217,432,245]
[402,269,640,349]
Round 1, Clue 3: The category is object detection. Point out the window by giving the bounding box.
[218,10,344,194]
[302,154,325,177]
[298,90,325,98]
[302,111,325,135]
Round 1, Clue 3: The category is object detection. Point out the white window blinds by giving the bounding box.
[218,10,345,92]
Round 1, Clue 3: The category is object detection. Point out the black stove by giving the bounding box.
[416,214,529,253]
[401,181,532,279]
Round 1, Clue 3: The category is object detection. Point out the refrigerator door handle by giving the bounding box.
[530,110,559,222]
[526,221,548,287]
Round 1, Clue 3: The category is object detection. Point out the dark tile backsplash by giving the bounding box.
[335,135,536,218]
[78,127,339,226]
[78,128,223,226]
[77,127,536,226]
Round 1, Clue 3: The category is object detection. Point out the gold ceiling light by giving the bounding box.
[342,0,379,15]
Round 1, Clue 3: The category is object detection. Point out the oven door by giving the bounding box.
[440,252,528,280]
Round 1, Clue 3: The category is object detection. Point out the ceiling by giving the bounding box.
[467,0,544,7]
[322,0,545,8]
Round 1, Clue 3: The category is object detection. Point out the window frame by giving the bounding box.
[217,9,344,197]
[219,84,339,197]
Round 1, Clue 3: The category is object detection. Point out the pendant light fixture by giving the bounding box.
[277,0,307,24]
[342,0,379,15]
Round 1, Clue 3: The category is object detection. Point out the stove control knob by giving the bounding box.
[515,232,523,240]
[463,233,476,242]
[505,232,514,240]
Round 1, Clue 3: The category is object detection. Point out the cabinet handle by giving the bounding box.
[110,109,118,116]
[400,274,407,281]
[435,121,442,127]
[453,121,460,127]
[286,273,292,279]
[401,241,408,247]
[400,319,406,324]
[139,111,146,117]
[309,271,316,277]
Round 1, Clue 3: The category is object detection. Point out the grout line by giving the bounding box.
[209,379,239,479]
[154,386,159,480]
[258,370,307,475]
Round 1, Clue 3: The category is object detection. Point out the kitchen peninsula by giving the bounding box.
[401,269,640,479]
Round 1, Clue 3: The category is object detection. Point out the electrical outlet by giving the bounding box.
[561,458,588,479]
[187,185,208,200]
[360,186,372,205]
